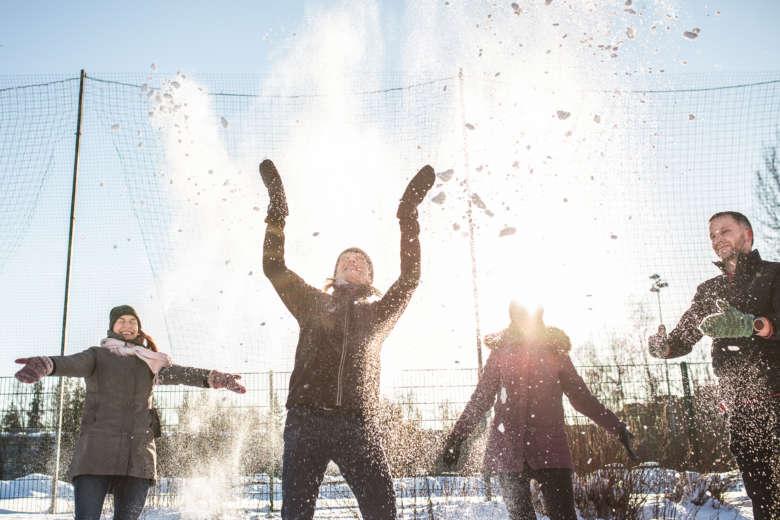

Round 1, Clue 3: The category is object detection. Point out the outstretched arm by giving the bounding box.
[375,165,435,320]
[260,159,321,319]
[559,354,624,434]
[559,354,638,459]
[15,349,98,382]
[447,352,501,443]
[649,284,709,358]
[157,365,245,393]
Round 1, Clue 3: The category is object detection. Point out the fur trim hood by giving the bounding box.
[484,326,571,354]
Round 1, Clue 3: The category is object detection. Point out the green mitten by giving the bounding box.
[698,299,754,338]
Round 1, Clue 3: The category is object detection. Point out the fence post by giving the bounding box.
[679,362,701,467]
[457,68,493,502]
[268,371,275,513]
[50,69,87,514]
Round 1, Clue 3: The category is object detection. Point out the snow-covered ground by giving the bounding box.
[0,470,754,519]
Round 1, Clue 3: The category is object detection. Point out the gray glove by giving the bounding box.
[698,300,755,339]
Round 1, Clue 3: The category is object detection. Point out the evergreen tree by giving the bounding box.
[27,381,45,430]
[1,403,24,433]
[61,379,85,434]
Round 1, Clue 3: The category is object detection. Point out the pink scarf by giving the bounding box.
[100,337,173,375]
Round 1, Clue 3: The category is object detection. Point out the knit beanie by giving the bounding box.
[109,305,142,333]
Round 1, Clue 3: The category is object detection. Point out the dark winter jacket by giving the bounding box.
[50,345,211,480]
[448,327,625,472]
[262,217,421,415]
[660,250,780,393]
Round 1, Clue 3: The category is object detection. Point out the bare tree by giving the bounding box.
[755,143,780,257]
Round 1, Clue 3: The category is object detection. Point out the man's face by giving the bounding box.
[709,215,753,262]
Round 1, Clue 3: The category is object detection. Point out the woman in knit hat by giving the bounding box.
[259,159,435,520]
[14,304,245,520]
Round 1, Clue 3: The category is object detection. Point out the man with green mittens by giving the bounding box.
[648,211,780,520]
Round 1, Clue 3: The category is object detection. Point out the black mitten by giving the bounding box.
[618,426,639,461]
[397,165,435,220]
[259,159,289,222]
[440,435,464,472]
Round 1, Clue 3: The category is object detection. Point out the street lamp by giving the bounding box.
[649,273,668,324]
[649,273,672,397]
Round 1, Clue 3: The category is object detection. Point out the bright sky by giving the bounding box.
[2,0,780,380]
[1,1,779,74]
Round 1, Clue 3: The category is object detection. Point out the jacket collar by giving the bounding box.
[713,249,761,277]
[331,281,374,302]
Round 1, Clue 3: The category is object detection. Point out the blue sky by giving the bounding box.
[2,0,780,378]
[1,1,779,75]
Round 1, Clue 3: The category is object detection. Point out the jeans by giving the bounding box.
[73,475,151,520]
[499,467,577,520]
[281,406,396,520]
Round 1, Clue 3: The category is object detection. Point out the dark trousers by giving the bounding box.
[499,467,576,520]
[73,475,151,520]
[281,406,396,520]
[728,397,780,520]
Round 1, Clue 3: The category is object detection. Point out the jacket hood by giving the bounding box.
[484,326,571,354]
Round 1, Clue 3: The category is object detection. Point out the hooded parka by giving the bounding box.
[449,327,625,472]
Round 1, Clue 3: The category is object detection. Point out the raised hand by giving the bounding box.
[208,371,247,394]
[14,357,53,384]
[439,435,464,472]
[397,165,436,220]
[618,426,640,461]
[259,159,288,222]
[648,325,670,358]
[698,299,755,339]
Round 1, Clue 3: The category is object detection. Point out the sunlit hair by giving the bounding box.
[118,329,159,352]
[139,331,159,352]
[709,211,754,246]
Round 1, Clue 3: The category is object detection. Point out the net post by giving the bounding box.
[50,68,86,514]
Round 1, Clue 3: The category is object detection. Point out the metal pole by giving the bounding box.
[457,68,483,375]
[679,362,701,467]
[650,276,672,398]
[268,370,274,513]
[458,68,493,502]
[50,69,86,514]
[657,290,672,397]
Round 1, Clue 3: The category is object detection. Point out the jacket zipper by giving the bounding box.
[335,308,349,407]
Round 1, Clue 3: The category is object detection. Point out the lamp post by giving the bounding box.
[649,273,668,323]
[649,274,672,397]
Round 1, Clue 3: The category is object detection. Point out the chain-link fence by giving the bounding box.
[2,69,779,515]
[0,361,724,514]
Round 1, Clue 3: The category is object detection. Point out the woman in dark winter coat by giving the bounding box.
[259,159,435,520]
[14,305,246,520]
[441,302,638,520]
